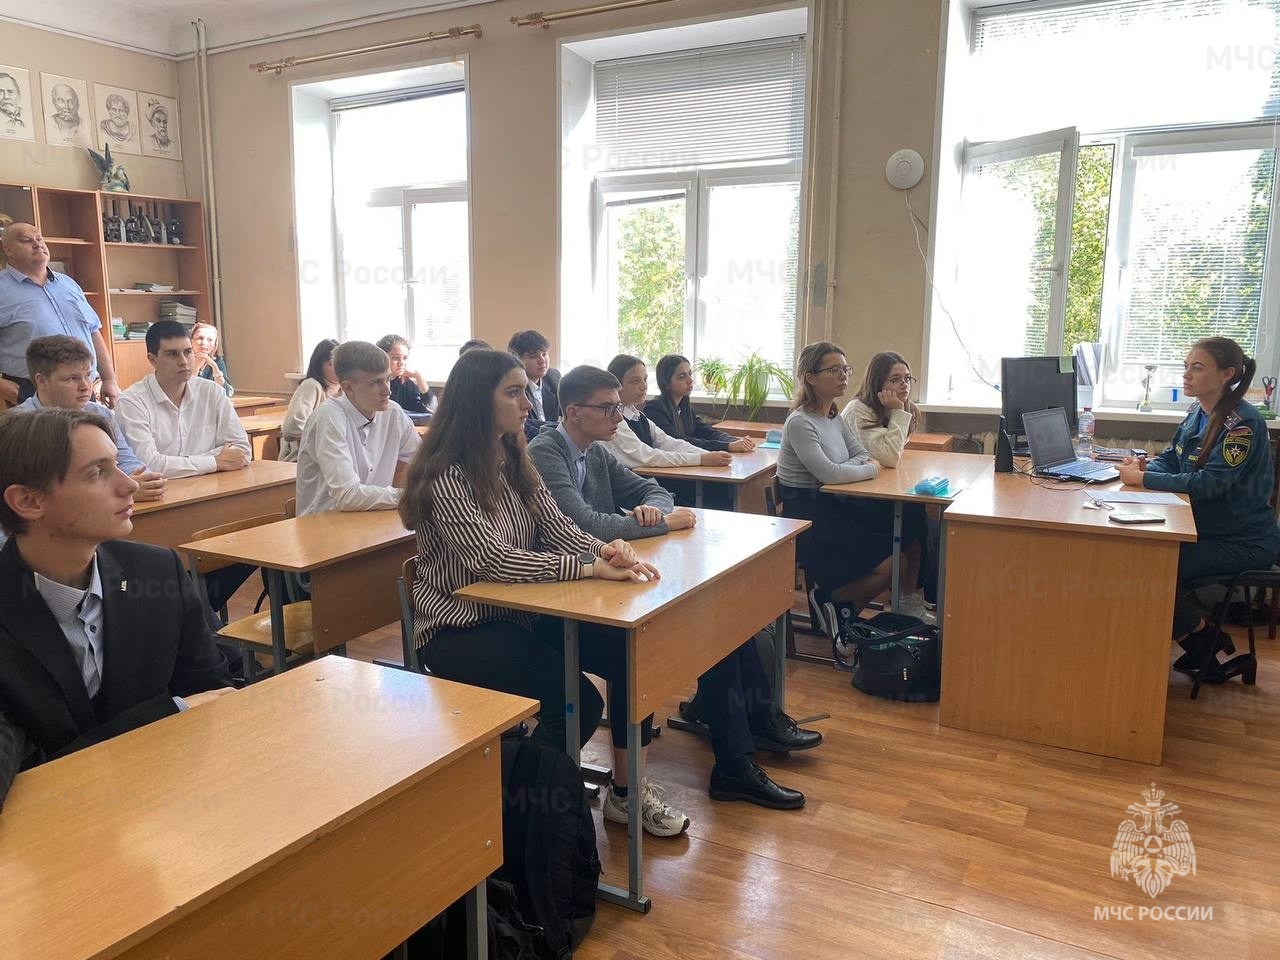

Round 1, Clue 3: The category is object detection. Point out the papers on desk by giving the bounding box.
[1088,491,1183,505]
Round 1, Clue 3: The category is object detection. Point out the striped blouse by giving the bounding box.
[411,463,607,648]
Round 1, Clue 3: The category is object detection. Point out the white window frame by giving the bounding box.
[335,181,470,345]
[1098,123,1280,407]
[591,160,802,368]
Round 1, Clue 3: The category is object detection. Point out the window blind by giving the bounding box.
[971,0,1280,139]
[594,37,807,171]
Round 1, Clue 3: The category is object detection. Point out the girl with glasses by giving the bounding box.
[842,352,922,469]
[777,342,929,641]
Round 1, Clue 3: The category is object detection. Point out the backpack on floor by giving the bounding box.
[842,611,941,702]
[404,877,546,960]
[498,736,601,959]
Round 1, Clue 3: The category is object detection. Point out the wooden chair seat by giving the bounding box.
[218,600,316,656]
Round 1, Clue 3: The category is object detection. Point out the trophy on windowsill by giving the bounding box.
[1138,364,1157,413]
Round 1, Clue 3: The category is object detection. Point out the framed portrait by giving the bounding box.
[0,65,35,142]
[138,91,180,161]
[91,84,140,155]
[41,72,91,148]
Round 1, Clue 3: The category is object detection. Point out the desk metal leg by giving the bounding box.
[695,481,705,508]
[773,613,787,712]
[597,718,650,913]
[729,485,738,511]
[890,501,903,612]
[465,879,488,960]
[563,620,580,764]
[267,568,287,675]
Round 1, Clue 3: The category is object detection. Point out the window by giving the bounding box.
[930,0,1280,406]
[331,86,470,379]
[565,32,807,381]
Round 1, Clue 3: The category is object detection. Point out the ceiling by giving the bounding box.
[0,0,497,58]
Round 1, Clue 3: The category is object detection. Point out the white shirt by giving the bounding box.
[34,556,105,698]
[603,405,703,468]
[295,392,420,516]
[528,379,546,421]
[116,374,251,478]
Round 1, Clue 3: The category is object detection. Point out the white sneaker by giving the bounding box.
[899,592,937,626]
[602,779,690,837]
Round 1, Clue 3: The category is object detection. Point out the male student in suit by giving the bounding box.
[527,364,821,810]
[0,409,233,810]
[509,329,562,440]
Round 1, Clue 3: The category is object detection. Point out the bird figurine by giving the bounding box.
[88,142,130,192]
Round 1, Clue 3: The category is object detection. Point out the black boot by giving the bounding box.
[1173,624,1235,674]
[709,761,805,809]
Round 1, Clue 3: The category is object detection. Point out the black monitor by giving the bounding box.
[1001,357,1078,442]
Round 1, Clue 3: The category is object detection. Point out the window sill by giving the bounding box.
[920,399,1193,425]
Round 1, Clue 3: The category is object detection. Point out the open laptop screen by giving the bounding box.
[1023,407,1077,469]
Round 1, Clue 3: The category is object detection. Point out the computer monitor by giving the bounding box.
[1001,357,1078,442]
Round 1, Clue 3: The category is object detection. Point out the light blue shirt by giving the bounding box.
[14,395,145,473]
[0,265,101,379]
[556,423,587,490]
[32,554,186,711]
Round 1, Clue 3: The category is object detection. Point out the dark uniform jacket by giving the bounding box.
[1144,400,1280,547]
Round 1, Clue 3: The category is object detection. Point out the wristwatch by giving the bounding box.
[577,551,596,577]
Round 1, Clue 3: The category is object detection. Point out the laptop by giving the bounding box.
[1022,407,1119,483]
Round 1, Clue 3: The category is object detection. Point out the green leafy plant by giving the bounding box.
[727,351,794,421]
[694,357,730,400]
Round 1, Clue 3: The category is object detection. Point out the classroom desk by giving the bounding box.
[823,450,993,611]
[232,393,285,416]
[714,418,774,438]
[0,658,536,960]
[182,509,415,669]
[939,470,1197,764]
[456,508,809,913]
[239,411,285,460]
[633,446,779,514]
[905,431,955,451]
[128,460,297,548]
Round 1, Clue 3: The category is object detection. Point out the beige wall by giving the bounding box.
[0,20,189,197]
[177,0,942,392]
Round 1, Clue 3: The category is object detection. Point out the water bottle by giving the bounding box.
[1078,407,1095,457]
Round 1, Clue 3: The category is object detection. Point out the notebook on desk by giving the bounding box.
[1024,407,1119,483]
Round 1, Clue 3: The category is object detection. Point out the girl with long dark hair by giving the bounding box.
[1119,337,1280,679]
[841,351,922,468]
[279,338,340,462]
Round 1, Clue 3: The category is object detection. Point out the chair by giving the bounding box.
[188,514,316,682]
[374,556,425,674]
[769,478,839,666]
[1183,567,1278,698]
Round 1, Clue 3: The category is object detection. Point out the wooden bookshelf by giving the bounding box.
[0,182,211,390]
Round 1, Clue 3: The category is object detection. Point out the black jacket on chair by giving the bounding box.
[0,536,231,807]
[523,367,563,440]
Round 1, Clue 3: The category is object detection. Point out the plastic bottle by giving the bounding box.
[1078,407,1095,457]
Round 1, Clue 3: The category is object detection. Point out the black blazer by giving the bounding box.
[523,367,562,440]
[0,537,231,806]
[642,394,736,452]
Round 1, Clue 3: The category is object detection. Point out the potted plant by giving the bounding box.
[695,352,793,421]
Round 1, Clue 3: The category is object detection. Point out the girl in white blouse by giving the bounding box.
[279,339,340,462]
[840,352,922,468]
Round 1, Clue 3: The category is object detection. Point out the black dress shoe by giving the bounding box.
[709,761,805,809]
[1173,626,1235,673]
[750,712,823,753]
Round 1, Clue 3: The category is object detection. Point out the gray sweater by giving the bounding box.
[777,406,879,488]
[528,425,675,541]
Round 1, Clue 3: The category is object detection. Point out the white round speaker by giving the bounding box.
[885,148,925,190]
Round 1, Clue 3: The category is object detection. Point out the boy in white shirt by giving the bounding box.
[115,320,250,479]
[295,340,420,516]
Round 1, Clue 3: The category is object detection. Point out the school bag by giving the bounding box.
[497,736,601,959]
[840,611,941,702]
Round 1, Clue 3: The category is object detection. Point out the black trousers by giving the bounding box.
[696,637,774,768]
[421,617,654,754]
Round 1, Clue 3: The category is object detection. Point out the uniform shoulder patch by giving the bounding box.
[1223,429,1252,467]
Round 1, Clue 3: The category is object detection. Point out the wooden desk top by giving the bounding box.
[944,469,1198,542]
[823,450,992,505]
[231,394,282,410]
[181,507,411,572]
[632,446,779,484]
[0,658,536,960]
[131,460,296,516]
[455,508,809,629]
[713,419,776,437]
[238,411,285,434]
[904,431,954,451]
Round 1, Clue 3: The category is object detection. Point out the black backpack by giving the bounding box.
[841,611,941,702]
[403,877,546,960]
[498,737,601,959]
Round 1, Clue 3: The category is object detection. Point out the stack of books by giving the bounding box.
[159,301,197,330]
[133,282,175,292]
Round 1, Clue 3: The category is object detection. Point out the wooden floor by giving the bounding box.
[229,589,1280,959]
